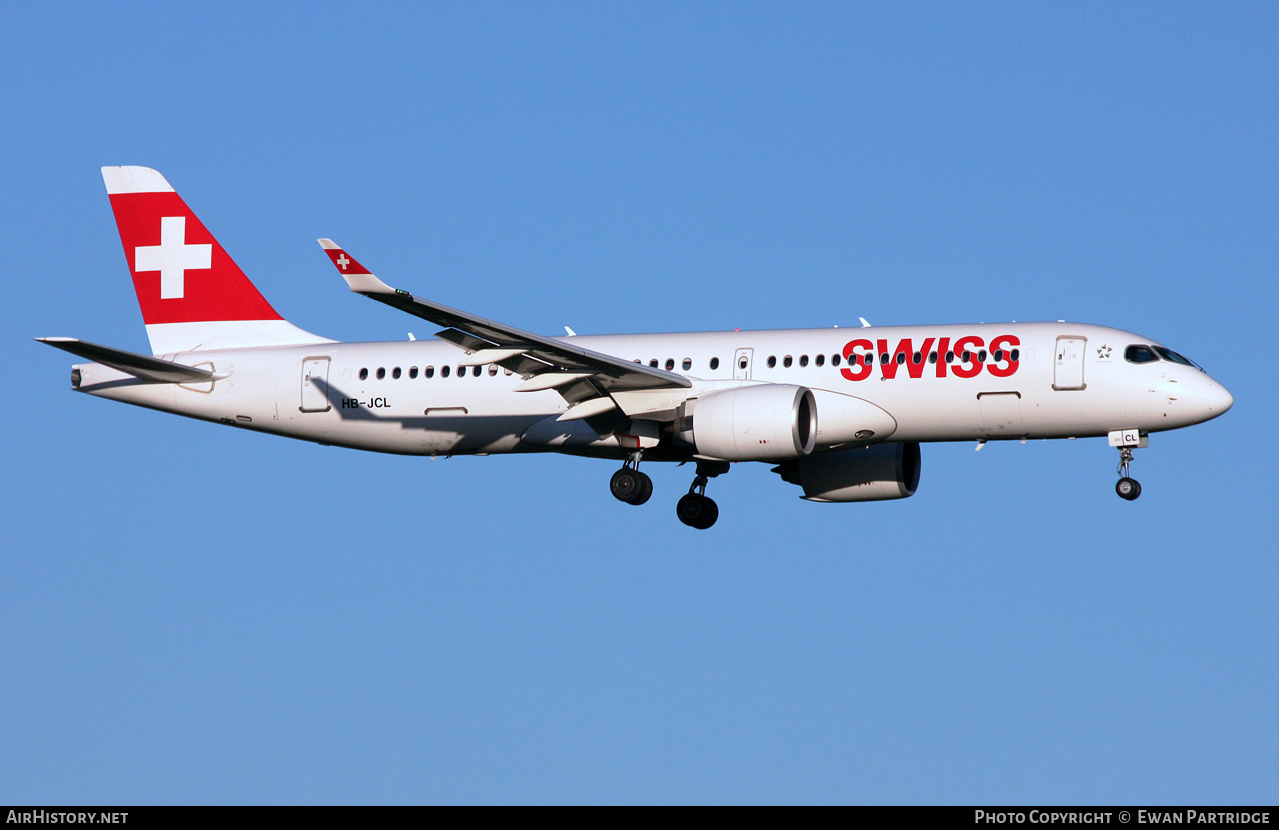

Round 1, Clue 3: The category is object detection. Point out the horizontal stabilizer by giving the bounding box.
[37,337,223,383]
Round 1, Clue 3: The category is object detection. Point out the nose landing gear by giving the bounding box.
[677,461,729,529]
[610,451,652,506]
[1115,447,1141,501]
[1108,429,1148,501]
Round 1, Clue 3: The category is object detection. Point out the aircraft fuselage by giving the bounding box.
[73,320,1231,459]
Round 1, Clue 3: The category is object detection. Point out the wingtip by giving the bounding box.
[344,272,395,295]
[317,239,393,293]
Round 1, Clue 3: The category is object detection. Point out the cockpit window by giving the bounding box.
[1124,344,1159,364]
[1153,346,1203,371]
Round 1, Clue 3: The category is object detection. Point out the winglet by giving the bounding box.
[318,239,396,295]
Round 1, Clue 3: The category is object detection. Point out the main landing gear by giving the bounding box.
[1115,447,1141,501]
[610,451,652,506]
[609,456,728,529]
[676,461,729,530]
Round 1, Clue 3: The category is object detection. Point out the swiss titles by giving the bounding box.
[840,335,1019,382]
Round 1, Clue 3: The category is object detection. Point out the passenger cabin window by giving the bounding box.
[1125,345,1159,364]
[473,366,482,377]
[425,366,435,378]
[392,367,401,379]
[649,359,659,368]
[831,354,841,366]
[682,358,692,371]
[767,356,777,368]
[359,368,368,380]
[409,366,418,379]
[665,359,675,371]
[710,357,720,370]
[815,354,825,367]
[783,356,793,368]
[376,367,386,380]
[441,365,450,378]
[489,365,498,376]
[799,355,809,367]
[738,357,747,370]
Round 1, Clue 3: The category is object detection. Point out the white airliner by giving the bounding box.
[40,167,1234,528]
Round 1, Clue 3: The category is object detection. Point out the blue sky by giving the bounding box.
[3,1,1276,804]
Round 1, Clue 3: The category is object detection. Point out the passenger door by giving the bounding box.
[300,357,331,412]
[1053,337,1086,391]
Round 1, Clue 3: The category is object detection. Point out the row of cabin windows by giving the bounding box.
[357,364,509,381]
[628,351,1023,373]
[636,358,722,371]
[765,349,1019,368]
[355,348,1024,383]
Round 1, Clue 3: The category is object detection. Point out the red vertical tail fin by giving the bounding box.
[103,166,332,354]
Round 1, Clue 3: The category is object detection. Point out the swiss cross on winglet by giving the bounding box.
[317,238,371,275]
[317,238,397,296]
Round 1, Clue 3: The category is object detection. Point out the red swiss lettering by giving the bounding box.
[839,332,1017,382]
[987,334,1020,377]
[951,335,984,378]
[905,337,935,379]
[841,338,873,381]
[935,336,950,378]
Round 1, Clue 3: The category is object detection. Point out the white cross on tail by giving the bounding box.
[134,216,212,299]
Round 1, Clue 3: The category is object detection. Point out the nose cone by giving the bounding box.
[1203,379,1234,419]
[1160,370,1233,428]
[1183,373,1233,425]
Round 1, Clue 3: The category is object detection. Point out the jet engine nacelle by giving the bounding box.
[774,442,921,502]
[680,384,817,461]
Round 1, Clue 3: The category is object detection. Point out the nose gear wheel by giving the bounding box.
[1115,447,1141,501]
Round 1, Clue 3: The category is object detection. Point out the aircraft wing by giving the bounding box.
[318,240,691,412]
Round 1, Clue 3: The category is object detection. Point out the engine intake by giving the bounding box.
[774,442,921,502]
[679,384,817,461]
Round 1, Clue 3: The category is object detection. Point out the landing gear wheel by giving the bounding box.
[1116,477,1142,501]
[611,468,653,505]
[1115,445,1142,501]
[631,471,653,505]
[677,493,719,529]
